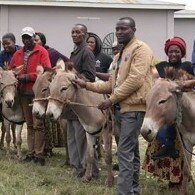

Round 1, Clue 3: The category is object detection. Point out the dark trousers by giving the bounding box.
[67,119,87,175]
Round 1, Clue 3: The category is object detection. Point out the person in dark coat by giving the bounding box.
[153,37,194,160]
[87,33,112,74]
[0,33,21,68]
[68,24,98,178]
[191,39,195,74]
[156,37,193,78]
[35,32,69,67]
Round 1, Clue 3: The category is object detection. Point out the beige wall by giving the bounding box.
[0,5,175,61]
[175,18,195,61]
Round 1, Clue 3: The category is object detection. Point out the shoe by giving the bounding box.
[33,157,45,166]
[152,145,179,160]
[22,155,34,162]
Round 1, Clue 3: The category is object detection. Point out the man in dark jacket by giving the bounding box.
[67,24,98,178]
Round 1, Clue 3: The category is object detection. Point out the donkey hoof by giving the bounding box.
[105,176,114,187]
[81,175,92,183]
[17,154,22,160]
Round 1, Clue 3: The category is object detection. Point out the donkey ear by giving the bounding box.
[56,58,65,72]
[71,75,78,89]
[0,70,3,83]
[36,65,44,75]
[65,62,74,72]
[47,71,55,82]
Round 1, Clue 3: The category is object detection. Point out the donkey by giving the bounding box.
[0,69,24,158]
[45,60,114,186]
[32,66,69,165]
[140,78,195,194]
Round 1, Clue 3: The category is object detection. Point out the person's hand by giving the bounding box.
[179,80,195,92]
[73,78,87,88]
[98,99,112,110]
[182,80,195,88]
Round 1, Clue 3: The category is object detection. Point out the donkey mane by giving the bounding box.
[164,67,194,81]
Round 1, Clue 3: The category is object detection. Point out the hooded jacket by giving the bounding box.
[87,33,112,73]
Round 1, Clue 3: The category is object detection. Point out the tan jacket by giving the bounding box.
[86,36,153,113]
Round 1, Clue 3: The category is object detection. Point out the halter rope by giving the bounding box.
[47,96,99,108]
[0,82,25,124]
[174,92,195,187]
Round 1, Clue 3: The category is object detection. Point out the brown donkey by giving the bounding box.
[0,69,24,158]
[46,59,114,187]
[32,66,69,165]
[141,78,195,194]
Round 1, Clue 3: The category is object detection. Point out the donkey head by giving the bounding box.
[32,66,54,118]
[140,79,182,142]
[0,70,18,108]
[46,59,77,120]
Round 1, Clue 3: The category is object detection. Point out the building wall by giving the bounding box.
[175,18,195,61]
[0,5,174,61]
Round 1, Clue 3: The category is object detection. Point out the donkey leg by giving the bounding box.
[102,123,114,187]
[82,133,95,182]
[11,124,17,149]
[180,143,192,195]
[15,124,23,159]
[64,128,70,165]
[59,118,70,165]
[4,120,11,157]
[0,122,6,148]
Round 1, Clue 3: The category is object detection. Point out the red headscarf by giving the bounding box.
[164,37,186,57]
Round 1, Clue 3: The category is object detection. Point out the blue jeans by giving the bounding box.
[156,125,176,148]
[117,111,145,195]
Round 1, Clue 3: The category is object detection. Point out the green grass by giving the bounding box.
[0,133,194,195]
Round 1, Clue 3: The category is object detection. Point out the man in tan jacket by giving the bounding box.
[75,17,153,195]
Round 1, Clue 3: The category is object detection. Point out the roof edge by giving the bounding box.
[0,1,185,10]
[175,11,195,18]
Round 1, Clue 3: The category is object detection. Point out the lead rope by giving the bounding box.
[66,100,98,108]
[175,93,195,187]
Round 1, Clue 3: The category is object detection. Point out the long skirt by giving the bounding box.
[142,134,184,183]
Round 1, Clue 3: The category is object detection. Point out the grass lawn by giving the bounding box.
[0,128,194,195]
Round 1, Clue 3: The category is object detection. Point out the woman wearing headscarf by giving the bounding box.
[143,36,194,191]
[156,37,193,77]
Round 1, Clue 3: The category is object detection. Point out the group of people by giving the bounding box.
[0,16,195,195]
